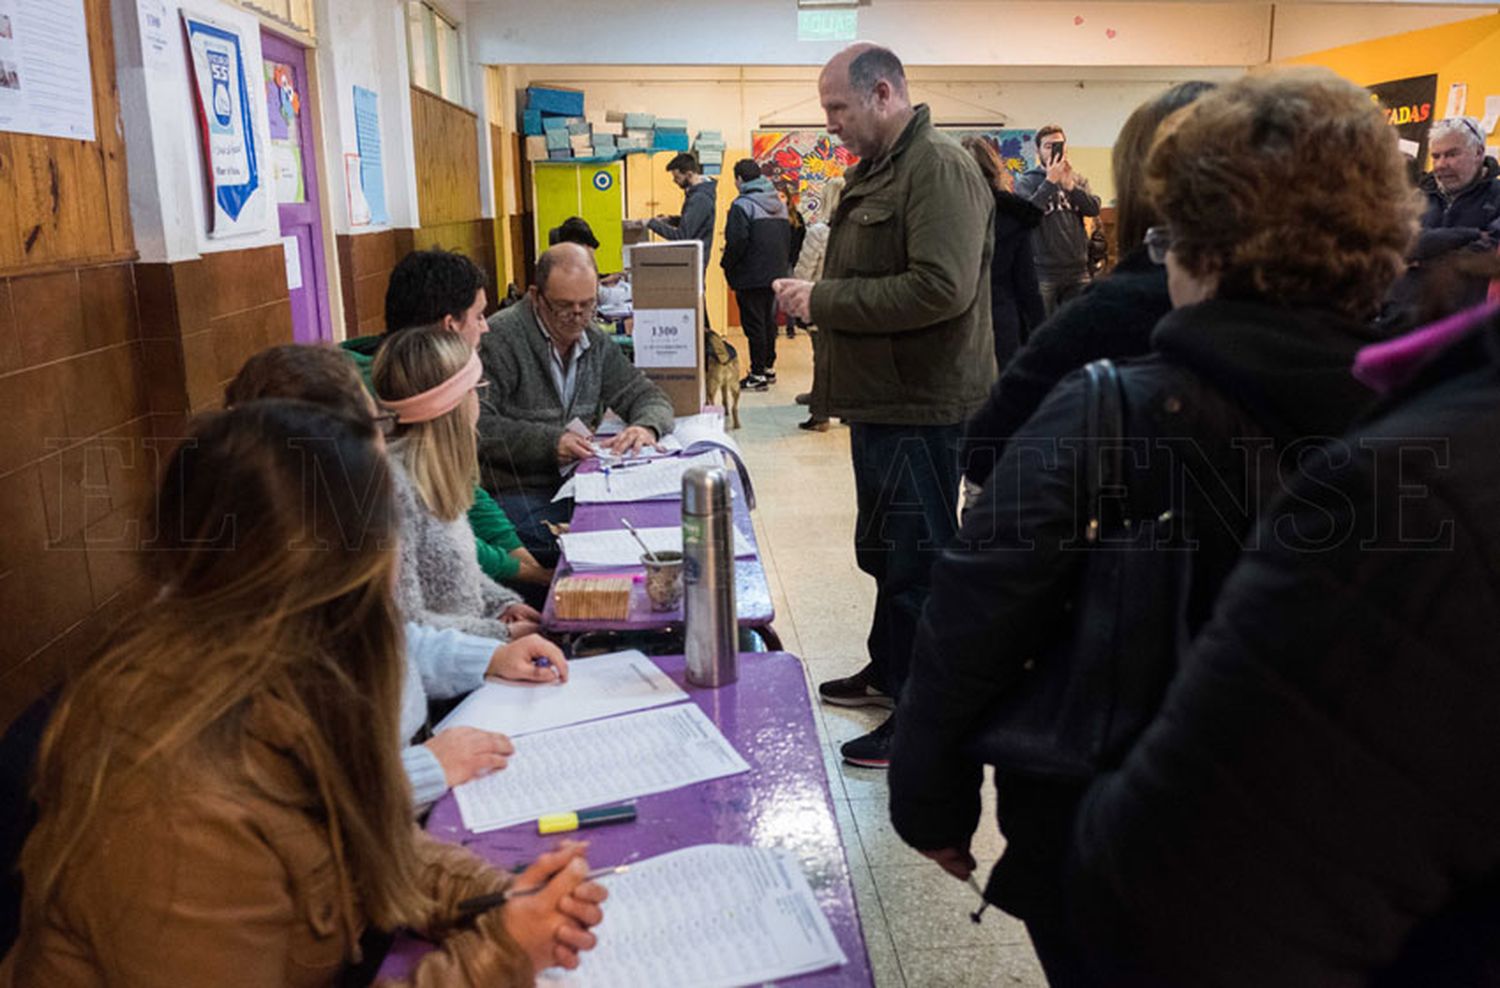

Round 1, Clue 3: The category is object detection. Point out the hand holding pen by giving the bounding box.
[464,840,610,972]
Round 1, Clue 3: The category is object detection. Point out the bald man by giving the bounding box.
[774,44,995,768]
[477,243,675,561]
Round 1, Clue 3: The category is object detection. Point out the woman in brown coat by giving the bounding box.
[2,400,606,986]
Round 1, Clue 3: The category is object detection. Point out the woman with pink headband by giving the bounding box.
[375,327,546,648]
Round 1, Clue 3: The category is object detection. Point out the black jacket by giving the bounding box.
[647,178,718,270]
[890,299,1382,921]
[720,176,791,291]
[1419,156,1500,234]
[988,190,1045,372]
[1068,306,1500,988]
[962,247,1171,486]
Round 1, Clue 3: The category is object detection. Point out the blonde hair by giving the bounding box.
[23,401,430,939]
[819,177,846,224]
[373,326,479,522]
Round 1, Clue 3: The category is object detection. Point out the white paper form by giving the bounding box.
[571,451,725,503]
[453,704,751,833]
[1481,95,1500,136]
[559,526,754,570]
[435,650,686,735]
[537,844,848,988]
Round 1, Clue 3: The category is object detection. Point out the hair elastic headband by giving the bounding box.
[380,350,483,424]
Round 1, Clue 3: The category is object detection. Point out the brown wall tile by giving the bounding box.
[79,263,138,351]
[0,362,69,475]
[180,329,219,412]
[0,532,95,669]
[0,280,20,374]
[0,465,47,576]
[140,337,187,416]
[201,244,288,319]
[84,507,142,608]
[352,228,398,275]
[171,259,214,337]
[13,270,85,367]
[38,440,112,546]
[133,262,181,340]
[59,344,147,441]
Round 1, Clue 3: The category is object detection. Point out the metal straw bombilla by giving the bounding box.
[682,465,738,688]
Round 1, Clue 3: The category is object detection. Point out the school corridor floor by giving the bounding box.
[730,330,1047,988]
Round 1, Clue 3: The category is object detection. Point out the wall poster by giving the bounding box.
[183,10,263,236]
[752,126,1037,222]
[1367,74,1437,180]
[0,0,96,141]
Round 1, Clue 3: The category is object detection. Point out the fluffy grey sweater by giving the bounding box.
[389,447,522,641]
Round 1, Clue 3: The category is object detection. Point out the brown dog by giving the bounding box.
[704,330,742,429]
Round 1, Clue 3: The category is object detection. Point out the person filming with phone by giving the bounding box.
[1016,124,1102,315]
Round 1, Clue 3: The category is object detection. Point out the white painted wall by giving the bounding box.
[114,0,280,261]
[313,0,421,234]
[470,1,1272,67]
[517,64,1244,152]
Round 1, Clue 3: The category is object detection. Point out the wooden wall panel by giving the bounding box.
[411,86,482,229]
[0,0,132,276]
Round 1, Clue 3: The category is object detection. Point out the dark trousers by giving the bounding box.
[1026,915,1099,988]
[1038,276,1090,317]
[736,286,778,376]
[492,488,572,570]
[848,422,963,699]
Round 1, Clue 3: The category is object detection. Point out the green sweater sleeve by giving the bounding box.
[468,486,523,581]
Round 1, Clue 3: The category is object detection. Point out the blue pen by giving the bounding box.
[532,656,559,680]
[603,464,612,493]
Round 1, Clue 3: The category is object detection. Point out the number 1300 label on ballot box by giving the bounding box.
[633,308,699,368]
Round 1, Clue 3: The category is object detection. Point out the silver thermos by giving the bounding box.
[682,465,738,687]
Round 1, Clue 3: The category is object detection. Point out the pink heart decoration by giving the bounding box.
[1106,28,1117,38]
[1074,15,1084,25]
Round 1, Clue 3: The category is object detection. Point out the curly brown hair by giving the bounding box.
[1146,67,1417,319]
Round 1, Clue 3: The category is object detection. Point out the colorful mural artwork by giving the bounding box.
[752,127,1038,220]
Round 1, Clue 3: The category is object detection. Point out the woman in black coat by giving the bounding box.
[1068,302,1500,987]
[961,81,1217,489]
[889,69,1417,987]
[961,137,1045,373]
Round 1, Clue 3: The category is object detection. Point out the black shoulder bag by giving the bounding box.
[961,359,1192,780]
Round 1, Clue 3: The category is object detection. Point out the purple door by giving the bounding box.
[262,31,331,343]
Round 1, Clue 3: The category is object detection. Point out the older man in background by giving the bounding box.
[478,243,675,564]
[775,43,995,767]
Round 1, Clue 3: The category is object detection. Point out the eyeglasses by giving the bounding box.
[1143,226,1173,266]
[539,293,598,321]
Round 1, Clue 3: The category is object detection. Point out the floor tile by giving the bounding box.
[898,944,1046,987]
[871,863,1030,951]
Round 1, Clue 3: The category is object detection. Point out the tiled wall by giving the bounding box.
[136,244,294,422]
[0,263,152,725]
[337,228,412,338]
[337,221,498,337]
[0,245,291,727]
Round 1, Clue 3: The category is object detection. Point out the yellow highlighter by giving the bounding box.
[538,803,638,835]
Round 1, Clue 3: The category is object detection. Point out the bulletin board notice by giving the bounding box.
[0,0,96,142]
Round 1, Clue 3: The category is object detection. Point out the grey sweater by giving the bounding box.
[390,450,522,640]
[478,298,676,496]
[1014,167,1101,282]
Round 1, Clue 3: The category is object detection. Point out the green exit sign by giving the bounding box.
[798,9,858,42]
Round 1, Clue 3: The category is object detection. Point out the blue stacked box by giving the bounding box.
[566,119,591,136]
[654,131,691,152]
[624,112,656,130]
[703,164,722,176]
[542,116,570,134]
[527,86,585,117]
[547,149,573,160]
[523,109,544,135]
[655,117,689,131]
[544,131,570,150]
[593,133,617,147]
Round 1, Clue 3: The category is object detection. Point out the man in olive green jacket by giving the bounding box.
[776,44,995,767]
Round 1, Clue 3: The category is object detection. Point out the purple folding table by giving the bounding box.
[541,461,780,648]
[377,651,873,985]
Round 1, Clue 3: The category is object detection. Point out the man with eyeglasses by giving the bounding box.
[477,243,675,563]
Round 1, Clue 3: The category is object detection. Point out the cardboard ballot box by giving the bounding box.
[628,241,704,415]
